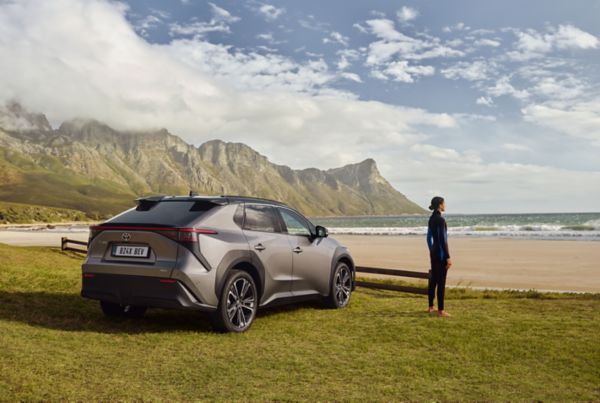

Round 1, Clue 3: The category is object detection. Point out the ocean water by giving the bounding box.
[312,212,600,241]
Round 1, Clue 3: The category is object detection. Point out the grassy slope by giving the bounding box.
[0,200,88,224]
[0,243,598,401]
[0,147,135,218]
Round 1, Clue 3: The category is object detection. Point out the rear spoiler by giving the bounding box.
[134,195,229,211]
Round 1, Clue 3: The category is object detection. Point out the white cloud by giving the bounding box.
[0,0,457,169]
[509,24,598,60]
[353,23,368,34]
[256,32,286,45]
[443,22,469,33]
[336,49,360,70]
[298,15,329,31]
[340,72,363,83]
[397,6,419,23]
[383,61,435,83]
[257,4,284,22]
[502,143,531,152]
[410,143,461,160]
[530,76,583,100]
[366,19,404,42]
[208,2,239,23]
[442,60,495,81]
[168,40,342,95]
[476,96,494,106]
[169,2,239,36]
[323,31,349,47]
[522,100,600,143]
[553,24,599,49]
[256,32,274,41]
[370,10,386,18]
[474,38,501,47]
[364,19,463,66]
[381,148,600,213]
[369,70,388,80]
[486,76,529,100]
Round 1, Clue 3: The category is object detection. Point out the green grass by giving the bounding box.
[0,243,598,401]
[0,147,135,218]
[0,200,89,224]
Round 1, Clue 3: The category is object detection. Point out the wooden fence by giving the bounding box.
[355,266,430,295]
[60,237,430,294]
[60,237,88,254]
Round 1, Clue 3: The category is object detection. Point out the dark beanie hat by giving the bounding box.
[429,196,444,211]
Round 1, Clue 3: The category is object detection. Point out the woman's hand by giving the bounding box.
[446,258,452,269]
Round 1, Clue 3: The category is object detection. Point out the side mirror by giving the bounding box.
[315,225,328,238]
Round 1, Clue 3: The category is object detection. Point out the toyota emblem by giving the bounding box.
[121,232,131,242]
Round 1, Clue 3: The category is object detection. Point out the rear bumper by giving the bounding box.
[81,273,217,312]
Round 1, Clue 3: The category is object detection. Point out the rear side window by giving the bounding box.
[107,201,216,227]
[243,205,280,233]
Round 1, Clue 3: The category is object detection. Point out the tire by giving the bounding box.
[211,270,257,333]
[100,301,146,318]
[325,262,353,309]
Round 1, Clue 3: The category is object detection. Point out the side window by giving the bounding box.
[279,208,312,237]
[233,204,244,228]
[243,205,279,233]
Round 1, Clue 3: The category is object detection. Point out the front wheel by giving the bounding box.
[325,262,353,308]
[211,270,257,333]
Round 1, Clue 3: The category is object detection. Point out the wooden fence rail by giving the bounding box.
[59,238,430,294]
[355,266,430,295]
[61,237,88,254]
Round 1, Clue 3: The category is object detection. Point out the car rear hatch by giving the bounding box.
[83,197,222,278]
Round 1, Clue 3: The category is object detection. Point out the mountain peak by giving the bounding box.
[0,107,426,215]
[0,101,52,132]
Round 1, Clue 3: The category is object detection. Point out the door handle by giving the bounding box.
[254,243,266,251]
[293,246,303,254]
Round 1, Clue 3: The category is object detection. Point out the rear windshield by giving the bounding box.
[106,201,217,227]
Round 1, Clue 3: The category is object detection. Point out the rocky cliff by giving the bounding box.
[0,103,425,218]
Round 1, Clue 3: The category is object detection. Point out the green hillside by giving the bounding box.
[0,200,89,224]
[0,105,427,220]
[0,147,136,219]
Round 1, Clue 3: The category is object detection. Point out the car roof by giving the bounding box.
[136,194,288,208]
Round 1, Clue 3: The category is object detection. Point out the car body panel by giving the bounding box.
[81,195,355,318]
[241,229,294,306]
[288,235,336,296]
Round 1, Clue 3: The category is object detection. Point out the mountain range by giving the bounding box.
[0,102,425,221]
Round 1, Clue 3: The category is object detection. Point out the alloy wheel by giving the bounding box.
[226,277,256,330]
[334,266,352,307]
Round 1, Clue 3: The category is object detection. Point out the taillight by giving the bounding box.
[87,226,217,243]
[177,229,198,243]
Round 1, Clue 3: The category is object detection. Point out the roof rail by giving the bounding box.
[135,195,167,202]
[221,195,287,206]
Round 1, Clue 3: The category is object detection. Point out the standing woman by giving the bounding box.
[427,196,452,317]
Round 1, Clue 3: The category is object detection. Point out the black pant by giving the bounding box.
[428,258,448,311]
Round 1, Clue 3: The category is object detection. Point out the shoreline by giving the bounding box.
[0,221,98,230]
[0,231,598,293]
[337,235,600,293]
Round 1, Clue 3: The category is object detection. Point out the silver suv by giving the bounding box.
[81,195,355,332]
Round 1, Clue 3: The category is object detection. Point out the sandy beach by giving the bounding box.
[0,230,598,293]
[336,235,600,293]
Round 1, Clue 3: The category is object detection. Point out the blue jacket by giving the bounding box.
[427,210,450,261]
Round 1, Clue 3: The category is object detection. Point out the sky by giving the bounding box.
[0,0,599,213]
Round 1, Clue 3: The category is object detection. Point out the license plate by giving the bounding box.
[112,245,150,258]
